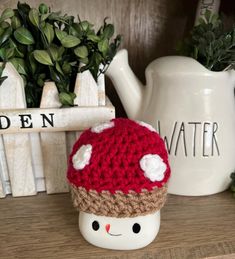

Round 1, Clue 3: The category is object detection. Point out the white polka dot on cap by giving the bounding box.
[91,121,115,133]
[72,144,92,170]
[139,154,166,182]
[136,121,157,132]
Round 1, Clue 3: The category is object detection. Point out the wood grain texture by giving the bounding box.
[0,136,8,197]
[29,133,46,192]
[74,71,99,106]
[40,82,69,194]
[73,69,101,140]
[0,63,36,197]
[0,191,234,259]
[0,105,115,134]
[97,73,106,106]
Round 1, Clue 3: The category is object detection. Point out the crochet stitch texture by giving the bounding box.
[67,118,171,217]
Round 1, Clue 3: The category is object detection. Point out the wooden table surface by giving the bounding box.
[0,191,235,259]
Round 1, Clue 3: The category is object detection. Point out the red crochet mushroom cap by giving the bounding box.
[67,118,170,194]
[67,118,171,217]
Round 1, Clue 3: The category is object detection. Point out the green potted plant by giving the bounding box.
[177,10,235,71]
[0,2,120,198]
[0,2,121,107]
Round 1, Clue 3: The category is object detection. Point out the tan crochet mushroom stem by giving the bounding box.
[70,185,168,218]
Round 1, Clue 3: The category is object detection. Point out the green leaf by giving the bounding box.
[42,23,54,44]
[0,8,14,22]
[28,53,37,73]
[198,17,206,25]
[204,9,212,23]
[55,28,67,41]
[0,63,7,85]
[193,46,198,59]
[0,27,4,36]
[69,26,80,37]
[0,27,12,45]
[48,12,73,24]
[5,48,14,59]
[87,33,100,42]
[14,27,35,45]
[37,77,44,87]
[98,38,109,54]
[41,13,50,22]
[94,52,102,65]
[37,73,46,87]
[74,45,88,58]
[29,8,40,27]
[8,39,24,58]
[0,64,4,75]
[10,58,28,75]
[39,3,48,14]
[79,21,92,31]
[231,184,235,192]
[55,62,64,75]
[33,50,53,66]
[49,66,62,83]
[59,92,76,106]
[0,48,6,59]
[211,14,219,26]
[17,2,30,17]
[62,62,71,74]
[79,57,89,65]
[205,31,215,42]
[61,35,80,48]
[103,24,114,39]
[48,45,59,61]
[11,16,21,29]
[0,21,10,29]
[71,23,83,37]
[57,46,65,57]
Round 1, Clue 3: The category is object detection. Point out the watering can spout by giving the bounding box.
[106,49,144,119]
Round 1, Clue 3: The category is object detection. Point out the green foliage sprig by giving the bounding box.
[0,2,121,107]
[177,10,235,71]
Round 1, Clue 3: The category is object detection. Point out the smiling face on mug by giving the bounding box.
[79,211,161,250]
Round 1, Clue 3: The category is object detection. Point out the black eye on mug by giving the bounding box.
[92,220,100,231]
[132,223,141,233]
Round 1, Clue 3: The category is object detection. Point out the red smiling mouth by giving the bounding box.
[105,224,122,236]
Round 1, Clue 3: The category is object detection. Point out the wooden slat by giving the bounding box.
[74,71,99,106]
[0,135,12,197]
[0,136,7,197]
[74,70,100,140]
[29,133,46,192]
[0,105,115,134]
[66,131,76,158]
[97,73,106,106]
[0,63,36,197]
[0,174,5,197]
[40,82,69,194]
[68,70,106,153]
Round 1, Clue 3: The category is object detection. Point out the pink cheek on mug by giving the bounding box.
[105,224,110,233]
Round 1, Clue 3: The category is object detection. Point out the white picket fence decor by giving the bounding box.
[0,63,115,198]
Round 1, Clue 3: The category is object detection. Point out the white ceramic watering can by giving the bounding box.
[106,49,235,196]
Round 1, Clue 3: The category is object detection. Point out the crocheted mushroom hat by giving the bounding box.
[67,118,171,218]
